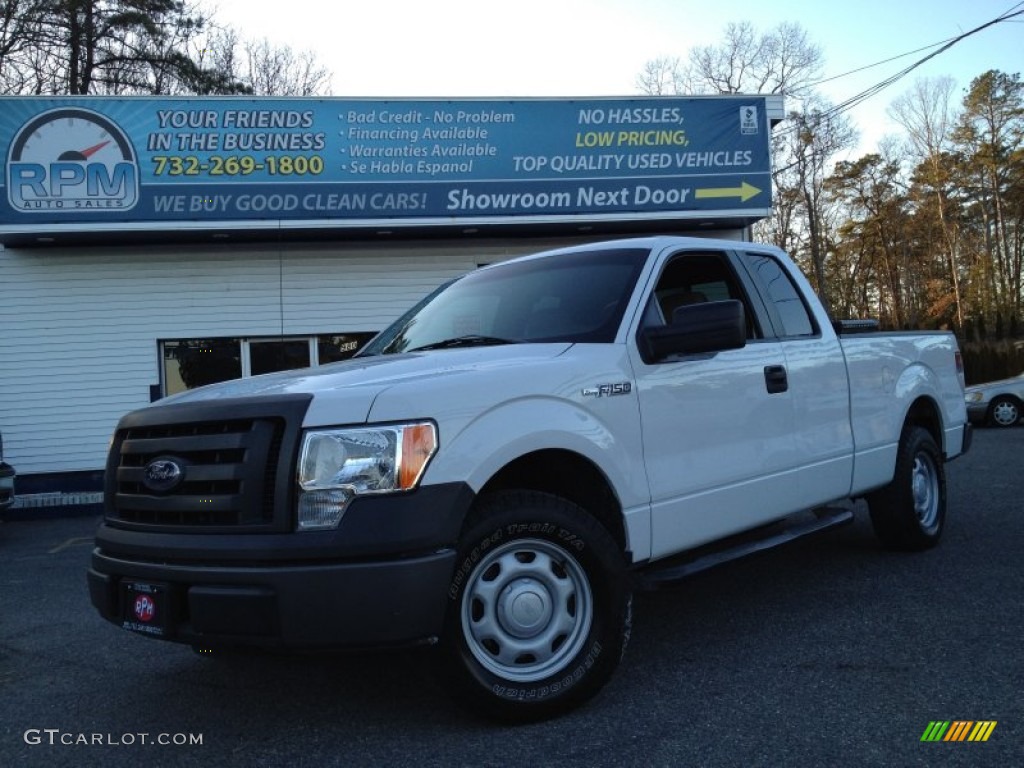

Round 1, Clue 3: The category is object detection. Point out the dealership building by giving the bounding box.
[0,94,782,512]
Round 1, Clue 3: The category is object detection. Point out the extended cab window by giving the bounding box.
[741,252,817,338]
[642,250,762,339]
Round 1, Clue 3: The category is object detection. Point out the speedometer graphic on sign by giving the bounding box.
[6,107,139,213]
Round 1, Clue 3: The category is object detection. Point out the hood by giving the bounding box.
[155,343,573,425]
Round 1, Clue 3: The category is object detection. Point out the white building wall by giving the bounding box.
[0,239,546,476]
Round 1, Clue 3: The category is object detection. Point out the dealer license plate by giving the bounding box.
[122,581,169,637]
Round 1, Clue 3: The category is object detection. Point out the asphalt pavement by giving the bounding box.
[0,427,1021,767]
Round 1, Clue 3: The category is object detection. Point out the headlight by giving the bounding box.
[965,392,985,403]
[296,422,437,531]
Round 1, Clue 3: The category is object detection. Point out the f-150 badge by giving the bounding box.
[582,382,632,397]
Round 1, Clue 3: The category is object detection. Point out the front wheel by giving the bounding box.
[988,396,1021,428]
[867,426,946,551]
[442,491,631,722]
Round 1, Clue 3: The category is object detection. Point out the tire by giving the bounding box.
[988,396,1021,428]
[442,490,631,722]
[867,426,945,551]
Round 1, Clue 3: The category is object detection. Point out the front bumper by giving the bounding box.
[88,482,474,648]
[88,548,457,648]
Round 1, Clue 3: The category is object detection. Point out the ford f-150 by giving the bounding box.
[88,236,971,720]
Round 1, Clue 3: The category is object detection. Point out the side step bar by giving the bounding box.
[636,506,854,590]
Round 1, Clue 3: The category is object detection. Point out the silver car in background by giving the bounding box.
[965,372,1024,428]
[0,429,15,511]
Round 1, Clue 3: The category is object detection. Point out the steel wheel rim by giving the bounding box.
[911,452,940,529]
[460,538,593,683]
[992,401,1019,426]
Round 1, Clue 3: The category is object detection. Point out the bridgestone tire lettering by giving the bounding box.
[441,490,630,722]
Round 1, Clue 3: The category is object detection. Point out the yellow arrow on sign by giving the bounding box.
[694,181,761,202]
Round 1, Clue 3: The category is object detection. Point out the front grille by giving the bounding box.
[105,394,311,532]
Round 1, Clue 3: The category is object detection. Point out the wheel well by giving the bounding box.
[477,449,627,551]
[905,397,942,450]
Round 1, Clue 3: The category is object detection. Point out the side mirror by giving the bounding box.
[638,300,746,362]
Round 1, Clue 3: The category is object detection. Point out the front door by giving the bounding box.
[628,247,802,559]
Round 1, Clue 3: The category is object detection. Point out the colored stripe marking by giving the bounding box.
[968,721,997,742]
[922,720,996,743]
[921,721,949,742]
[945,721,972,741]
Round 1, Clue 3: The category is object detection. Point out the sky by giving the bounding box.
[208,0,1023,156]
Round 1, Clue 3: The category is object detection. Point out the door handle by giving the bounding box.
[764,365,788,394]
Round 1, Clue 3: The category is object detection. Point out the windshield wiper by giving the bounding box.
[408,335,518,352]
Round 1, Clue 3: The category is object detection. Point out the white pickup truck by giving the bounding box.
[88,236,971,721]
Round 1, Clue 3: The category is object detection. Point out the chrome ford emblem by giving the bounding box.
[143,457,185,492]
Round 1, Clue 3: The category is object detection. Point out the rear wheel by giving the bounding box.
[988,396,1021,428]
[442,490,631,722]
[867,425,945,551]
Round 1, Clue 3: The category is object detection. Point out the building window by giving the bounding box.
[163,339,243,396]
[160,332,377,397]
[318,333,378,365]
[246,338,312,377]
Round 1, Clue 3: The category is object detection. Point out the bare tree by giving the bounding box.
[27,0,208,94]
[195,25,331,96]
[0,0,47,92]
[638,22,847,310]
[0,0,241,94]
[0,0,328,95]
[639,21,824,98]
[240,36,330,96]
[778,97,858,315]
[889,76,964,328]
[634,56,682,96]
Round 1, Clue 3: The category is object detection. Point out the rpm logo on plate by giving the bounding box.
[133,594,156,623]
[6,107,139,213]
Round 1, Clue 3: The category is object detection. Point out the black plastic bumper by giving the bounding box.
[88,482,473,648]
[88,548,457,648]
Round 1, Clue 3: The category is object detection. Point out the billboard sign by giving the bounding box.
[0,96,772,237]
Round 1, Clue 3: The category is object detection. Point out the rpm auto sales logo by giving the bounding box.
[6,106,139,213]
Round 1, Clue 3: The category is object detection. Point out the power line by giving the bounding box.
[821,4,1023,121]
[812,0,1024,89]
[778,3,1023,141]
[812,37,969,88]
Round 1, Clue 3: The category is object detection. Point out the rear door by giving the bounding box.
[737,249,854,505]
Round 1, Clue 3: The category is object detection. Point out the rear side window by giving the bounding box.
[741,252,817,338]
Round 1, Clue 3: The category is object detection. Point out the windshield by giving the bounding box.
[359,247,649,356]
